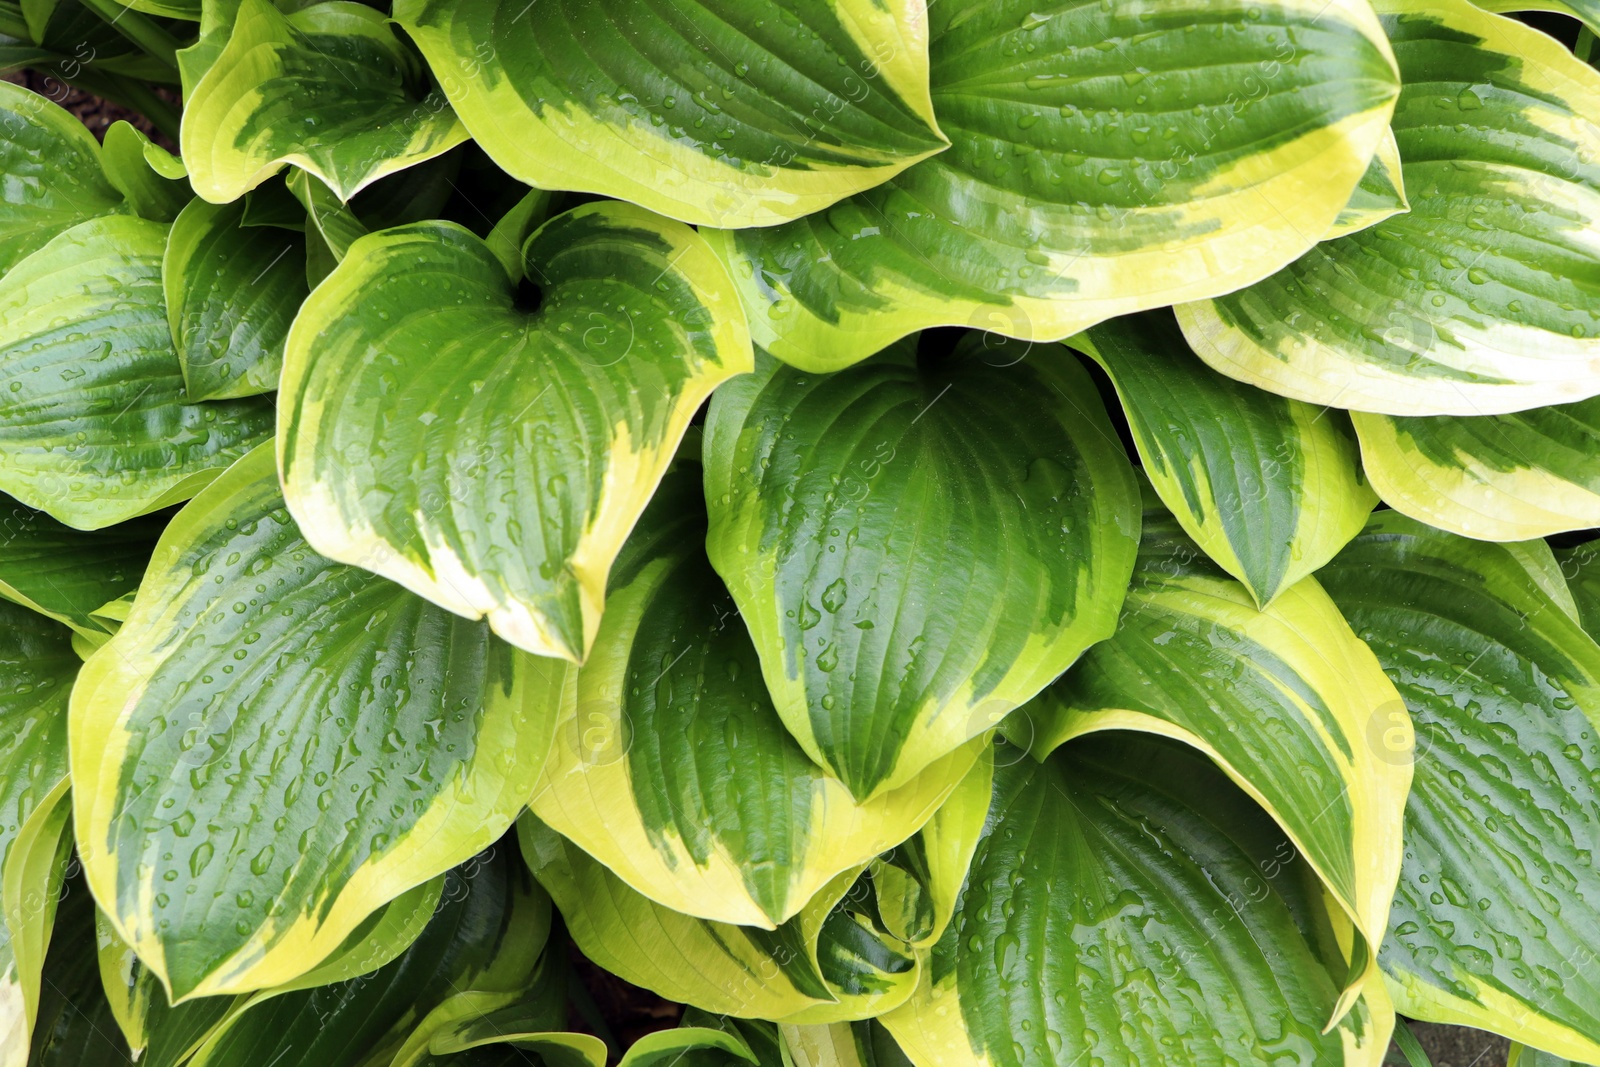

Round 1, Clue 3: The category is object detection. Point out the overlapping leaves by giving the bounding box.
[1,0,1599,1065]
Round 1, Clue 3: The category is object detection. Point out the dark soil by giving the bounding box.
[1,67,176,148]
[1397,1022,1511,1067]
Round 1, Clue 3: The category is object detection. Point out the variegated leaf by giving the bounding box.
[280,203,750,664]
[1180,0,1600,416]
[392,0,948,228]
[705,0,1400,372]
[71,446,565,1001]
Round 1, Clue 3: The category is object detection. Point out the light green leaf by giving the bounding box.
[71,445,566,1002]
[180,0,468,203]
[0,601,75,1067]
[781,1020,911,1067]
[97,878,442,1066]
[1474,0,1600,35]
[704,0,1400,372]
[280,202,751,663]
[703,336,1138,800]
[1318,514,1600,1062]
[520,814,917,1024]
[1507,1044,1584,1067]
[1019,499,1412,1020]
[394,999,606,1067]
[532,456,988,928]
[1072,310,1377,606]
[100,120,190,224]
[483,188,556,284]
[881,735,1396,1067]
[0,495,160,636]
[616,1023,762,1067]
[0,214,275,530]
[184,847,550,1067]
[1352,397,1600,539]
[0,82,124,277]
[1327,127,1411,240]
[287,167,367,261]
[118,0,198,21]
[164,195,308,400]
[1180,0,1600,416]
[392,0,946,229]
[868,747,992,951]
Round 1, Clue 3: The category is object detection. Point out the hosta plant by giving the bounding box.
[1,0,1599,1065]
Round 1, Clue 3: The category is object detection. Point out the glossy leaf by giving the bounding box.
[881,735,1396,1067]
[1353,397,1600,539]
[781,1019,912,1067]
[184,846,551,1067]
[0,600,75,1067]
[181,0,468,203]
[704,0,1400,372]
[1071,311,1377,606]
[1508,1044,1584,1067]
[1180,0,1600,416]
[0,495,160,636]
[391,996,606,1067]
[280,203,751,663]
[100,120,190,224]
[1475,0,1600,34]
[0,82,123,278]
[1327,127,1411,241]
[71,445,566,1002]
[0,215,275,529]
[703,336,1139,800]
[393,0,947,229]
[520,815,917,1024]
[1318,514,1600,1062]
[1020,499,1411,1017]
[96,877,441,1067]
[613,1016,767,1067]
[868,745,992,951]
[531,458,988,928]
[164,196,307,401]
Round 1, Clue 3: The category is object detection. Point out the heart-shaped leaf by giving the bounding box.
[0,215,275,529]
[1020,497,1411,1020]
[706,0,1400,371]
[881,735,1396,1067]
[1320,515,1600,1062]
[531,458,987,928]
[703,336,1139,800]
[392,0,947,228]
[1180,0,1600,416]
[71,445,566,1002]
[280,202,751,663]
[180,0,468,203]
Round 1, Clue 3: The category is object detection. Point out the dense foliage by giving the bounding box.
[0,0,1599,1065]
